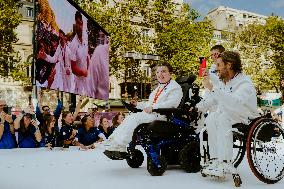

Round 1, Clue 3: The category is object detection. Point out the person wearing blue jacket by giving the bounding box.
[36,92,62,137]
[14,113,42,148]
[0,100,16,149]
[78,114,105,149]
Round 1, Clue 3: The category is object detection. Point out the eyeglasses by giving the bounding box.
[44,109,50,112]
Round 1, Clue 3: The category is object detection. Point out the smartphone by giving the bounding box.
[198,57,207,77]
[3,106,11,115]
[31,114,36,120]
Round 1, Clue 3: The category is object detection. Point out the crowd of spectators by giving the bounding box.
[0,94,125,150]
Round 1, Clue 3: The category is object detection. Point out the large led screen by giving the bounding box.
[35,0,109,100]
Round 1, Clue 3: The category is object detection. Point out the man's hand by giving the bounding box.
[202,71,213,91]
[130,99,137,107]
[143,107,153,114]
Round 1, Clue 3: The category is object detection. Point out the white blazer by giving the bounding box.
[136,79,183,110]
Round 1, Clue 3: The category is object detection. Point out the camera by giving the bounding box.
[3,106,11,114]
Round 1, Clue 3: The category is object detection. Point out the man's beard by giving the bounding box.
[218,69,230,82]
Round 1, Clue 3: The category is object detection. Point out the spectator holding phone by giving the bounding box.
[39,114,59,148]
[36,90,63,135]
[0,99,16,149]
[14,107,42,148]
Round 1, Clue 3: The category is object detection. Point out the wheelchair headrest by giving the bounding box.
[176,74,196,85]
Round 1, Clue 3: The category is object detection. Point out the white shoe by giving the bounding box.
[203,158,218,169]
[202,161,225,178]
[106,144,127,152]
[271,136,284,143]
[101,139,112,147]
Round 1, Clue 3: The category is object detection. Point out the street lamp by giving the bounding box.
[123,52,160,99]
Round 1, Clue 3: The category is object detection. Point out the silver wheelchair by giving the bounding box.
[200,113,284,187]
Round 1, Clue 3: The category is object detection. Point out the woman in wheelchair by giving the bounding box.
[196,51,260,178]
[104,62,183,157]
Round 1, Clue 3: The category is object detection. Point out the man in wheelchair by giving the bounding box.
[104,62,183,157]
[196,51,259,178]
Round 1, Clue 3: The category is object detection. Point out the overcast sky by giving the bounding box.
[184,0,284,18]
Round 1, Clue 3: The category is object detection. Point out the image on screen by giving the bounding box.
[35,0,109,100]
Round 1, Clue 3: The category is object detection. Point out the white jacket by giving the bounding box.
[136,79,183,110]
[197,73,259,124]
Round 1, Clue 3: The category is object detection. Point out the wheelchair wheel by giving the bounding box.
[147,155,167,176]
[246,118,284,184]
[178,141,201,173]
[126,149,144,168]
[232,132,246,168]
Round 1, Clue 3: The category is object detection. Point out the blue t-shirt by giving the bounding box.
[77,127,102,146]
[0,121,16,149]
[60,125,77,141]
[18,124,38,148]
[38,132,58,147]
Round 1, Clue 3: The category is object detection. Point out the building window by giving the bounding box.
[127,68,132,77]
[243,14,247,18]
[27,7,33,17]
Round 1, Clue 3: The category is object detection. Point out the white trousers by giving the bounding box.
[109,112,166,147]
[205,111,239,162]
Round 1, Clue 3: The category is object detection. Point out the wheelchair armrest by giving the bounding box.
[121,100,142,113]
[153,108,186,116]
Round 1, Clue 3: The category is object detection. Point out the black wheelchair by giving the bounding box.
[104,75,202,175]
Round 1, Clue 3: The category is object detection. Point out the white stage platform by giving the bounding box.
[0,146,283,189]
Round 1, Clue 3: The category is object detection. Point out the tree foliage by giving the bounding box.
[231,17,284,93]
[76,0,213,80]
[0,0,22,77]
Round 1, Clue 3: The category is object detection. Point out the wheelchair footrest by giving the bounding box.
[104,150,129,160]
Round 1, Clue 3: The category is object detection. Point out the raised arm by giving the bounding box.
[36,90,43,115]
[0,122,3,140]
[73,96,84,119]
[13,113,23,130]
[31,120,42,143]
[53,97,63,119]
[44,46,60,64]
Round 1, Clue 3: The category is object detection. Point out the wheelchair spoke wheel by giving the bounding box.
[147,155,167,176]
[232,132,246,168]
[126,149,144,168]
[246,118,284,184]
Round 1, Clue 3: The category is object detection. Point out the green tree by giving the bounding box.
[150,4,213,76]
[231,17,284,93]
[265,17,284,81]
[0,0,22,77]
[76,0,213,80]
